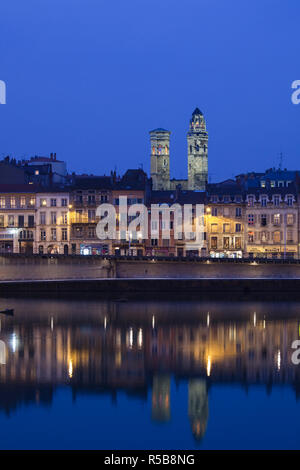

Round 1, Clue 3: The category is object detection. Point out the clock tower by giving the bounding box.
[187,108,208,190]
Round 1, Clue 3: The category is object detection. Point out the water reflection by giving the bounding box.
[0,298,299,446]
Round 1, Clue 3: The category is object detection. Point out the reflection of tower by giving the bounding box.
[150,129,171,191]
[152,374,171,422]
[187,108,208,190]
[188,379,208,442]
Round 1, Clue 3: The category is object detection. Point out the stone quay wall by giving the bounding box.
[1,254,300,281]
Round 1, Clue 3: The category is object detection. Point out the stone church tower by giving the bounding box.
[150,128,170,190]
[187,108,208,190]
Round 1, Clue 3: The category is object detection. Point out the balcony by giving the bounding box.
[70,215,97,224]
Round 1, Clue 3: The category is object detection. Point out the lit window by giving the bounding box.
[273,214,280,225]
[248,214,255,225]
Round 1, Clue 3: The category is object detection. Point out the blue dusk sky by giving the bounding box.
[0,0,299,182]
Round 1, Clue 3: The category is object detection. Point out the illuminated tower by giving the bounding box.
[150,128,170,190]
[187,108,208,190]
[151,374,171,422]
[188,379,209,442]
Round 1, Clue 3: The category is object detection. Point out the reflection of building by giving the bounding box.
[152,374,171,422]
[1,299,300,440]
[188,379,208,442]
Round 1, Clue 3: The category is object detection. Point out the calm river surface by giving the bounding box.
[0,297,299,449]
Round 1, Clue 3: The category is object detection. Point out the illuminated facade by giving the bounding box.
[35,191,71,255]
[0,186,36,254]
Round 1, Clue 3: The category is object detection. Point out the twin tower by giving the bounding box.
[150,108,208,191]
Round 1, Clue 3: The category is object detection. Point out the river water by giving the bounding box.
[0,297,299,449]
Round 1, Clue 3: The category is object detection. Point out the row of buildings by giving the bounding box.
[0,108,299,259]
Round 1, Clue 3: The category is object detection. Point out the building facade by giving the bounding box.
[35,191,71,255]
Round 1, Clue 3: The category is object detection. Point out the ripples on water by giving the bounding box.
[0,298,299,449]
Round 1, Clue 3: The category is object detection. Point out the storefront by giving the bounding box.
[209,250,242,258]
[80,243,109,256]
[247,246,297,259]
[0,232,14,253]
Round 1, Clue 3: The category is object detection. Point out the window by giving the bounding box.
[235,237,241,249]
[28,216,34,228]
[51,212,57,224]
[88,227,96,238]
[50,199,57,207]
[0,197,5,208]
[273,213,280,225]
[287,195,293,206]
[261,231,267,242]
[223,223,230,233]
[273,231,281,243]
[0,215,4,227]
[8,215,14,227]
[236,207,242,218]
[88,210,96,222]
[40,199,47,207]
[61,198,67,207]
[211,223,218,233]
[20,197,26,207]
[88,195,96,205]
[18,216,24,228]
[61,212,68,225]
[261,181,266,188]
[10,197,16,208]
[211,237,218,249]
[223,196,230,203]
[247,196,254,207]
[261,196,267,207]
[223,237,230,249]
[236,223,241,232]
[261,214,267,226]
[248,214,255,225]
[223,207,229,216]
[40,230,46,241]
[248,232,254,243]
[151,239,158,246]
[273,195,280,206]
[287,214,294,225]
[51,228,57,241]
[287,231,293,243]
[212,207,218,216]
[40,212,46,225]
[62,228,68,241]
[75,227,82,237]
